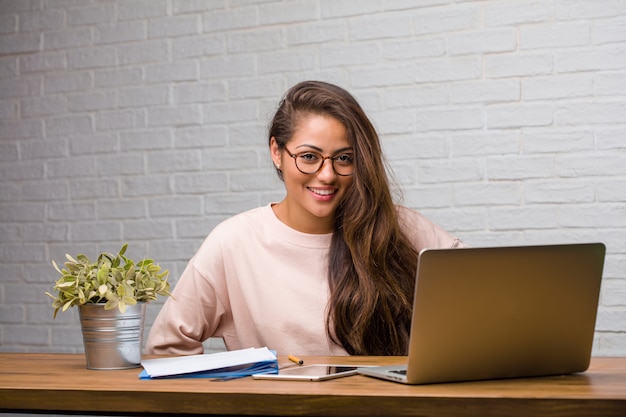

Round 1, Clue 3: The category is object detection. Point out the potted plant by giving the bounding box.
[45,243,172,370]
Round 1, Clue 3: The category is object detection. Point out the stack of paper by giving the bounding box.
[139,347,278,380]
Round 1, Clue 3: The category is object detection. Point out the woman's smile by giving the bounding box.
[308,186,337,199]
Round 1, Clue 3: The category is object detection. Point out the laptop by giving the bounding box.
[358,242,605,384]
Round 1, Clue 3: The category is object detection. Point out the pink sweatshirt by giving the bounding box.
[145,203,462,356]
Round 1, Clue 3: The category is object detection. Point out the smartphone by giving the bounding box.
[252,365,360,381]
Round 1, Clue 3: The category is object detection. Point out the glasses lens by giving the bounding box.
[295,152,323,174]
[332,153,354,176]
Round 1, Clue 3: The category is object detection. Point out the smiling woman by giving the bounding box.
[145,81,463,358]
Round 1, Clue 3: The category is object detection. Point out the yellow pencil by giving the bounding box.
[288,355,303,365]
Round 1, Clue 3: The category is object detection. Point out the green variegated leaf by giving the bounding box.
[65,254,79,264]
[76,254,90,264]
[104,299,118,310]
[64,262,79,272]
[110,269,122,282]
[97,265,108,283]
[138,259,152,268]
[52,260,63,274]
[98,284,107,296]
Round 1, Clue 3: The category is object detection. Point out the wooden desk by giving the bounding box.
[1,353,625,416]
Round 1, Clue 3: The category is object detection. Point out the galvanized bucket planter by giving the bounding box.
[78,303,146,370]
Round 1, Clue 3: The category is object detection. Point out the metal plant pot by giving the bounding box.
[78,303,146,370]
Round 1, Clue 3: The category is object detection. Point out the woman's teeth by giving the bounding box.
[310,188,335,196]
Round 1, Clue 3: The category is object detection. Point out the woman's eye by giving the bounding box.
[298,153,320,163]
[334,154,354,165]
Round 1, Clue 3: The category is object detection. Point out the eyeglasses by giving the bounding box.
[284,147,354,176]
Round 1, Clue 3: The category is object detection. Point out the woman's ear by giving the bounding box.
[269,137,281,169]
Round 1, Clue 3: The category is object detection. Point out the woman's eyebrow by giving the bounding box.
[294,144,353,153]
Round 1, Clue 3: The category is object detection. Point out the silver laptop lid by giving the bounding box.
[406,243,605,384]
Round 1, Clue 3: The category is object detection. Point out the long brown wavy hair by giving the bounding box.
[268,81,418,355]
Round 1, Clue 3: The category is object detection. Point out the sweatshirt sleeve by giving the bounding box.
[144,242,228,356]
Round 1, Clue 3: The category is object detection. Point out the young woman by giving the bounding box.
[145,81,462,357]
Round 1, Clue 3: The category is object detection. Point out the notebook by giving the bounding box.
[139,347,278,380]
[358,243,605,384]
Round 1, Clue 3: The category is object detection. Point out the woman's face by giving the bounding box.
[270,114,354,234]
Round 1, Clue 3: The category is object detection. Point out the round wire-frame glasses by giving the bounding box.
[284,147,354,176]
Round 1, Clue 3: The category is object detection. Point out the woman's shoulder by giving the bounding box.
[395,205,434,226]
[395,205,463,250]
[211,204,272,234]
[192,205,275,261]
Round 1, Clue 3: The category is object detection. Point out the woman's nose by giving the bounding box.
[316,158,337,180]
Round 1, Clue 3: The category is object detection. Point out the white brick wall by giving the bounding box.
[1,0,625,357]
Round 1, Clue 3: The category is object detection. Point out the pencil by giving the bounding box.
[288,355,304,365]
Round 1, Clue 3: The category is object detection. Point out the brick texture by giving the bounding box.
[1,0,625,356]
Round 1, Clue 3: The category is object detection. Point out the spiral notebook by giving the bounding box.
[358,243,605,384]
